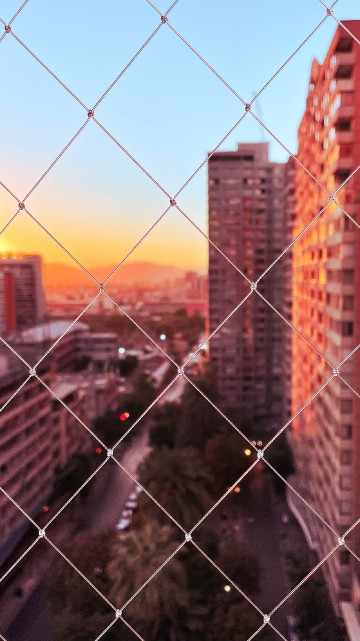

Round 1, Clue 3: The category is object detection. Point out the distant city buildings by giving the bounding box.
[208,142,289,424]
[0,254,46,334]
[291,20,360,639]
[0,257,122,567]
[0,354,55,563]
[11,320,118,371]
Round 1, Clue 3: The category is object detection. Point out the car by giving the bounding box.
[125,499,138,510]
[121,509,132,519]
[287,615,300,641]
[116,516,131,531]
[128,491,138,501]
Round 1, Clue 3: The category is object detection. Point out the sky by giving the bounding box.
[0,0,359,274]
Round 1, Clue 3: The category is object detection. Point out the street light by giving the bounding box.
[118,347,126,355]
[224,585,231,593]
[244,448,252,456]
[159,333,166,341]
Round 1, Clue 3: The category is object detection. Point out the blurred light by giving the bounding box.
[118,347,126,354]
[234,486,241,494]
[159,334,166,341]
[42,505,49,513]
[244,448,252,456]
[95,447,102,454]
[251,440,256,446]
[120,412,130,421]
[200,343,208,350]
[257,440,263,446]
[224,585,231,593]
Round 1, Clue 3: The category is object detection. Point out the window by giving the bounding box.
[340,450,352,465]
[340,475,351,491]
[341,322,353,337]
[339,424,352,439]
[342,269,354,285]
[340,500,352,515]
[341,399,353,415]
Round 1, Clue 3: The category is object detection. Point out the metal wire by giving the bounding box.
[0,1,359,640]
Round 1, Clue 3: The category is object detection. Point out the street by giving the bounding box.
[204,463,308,638]
[4,431,151,641]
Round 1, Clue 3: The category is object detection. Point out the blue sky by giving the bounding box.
[0,0,359,270]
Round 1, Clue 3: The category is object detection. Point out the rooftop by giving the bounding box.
[13,320,89,344]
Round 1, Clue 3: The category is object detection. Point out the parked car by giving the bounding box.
[125,499,138,511]
[134,485,142,496]
[116,516,131,531]
[286,615,300,641]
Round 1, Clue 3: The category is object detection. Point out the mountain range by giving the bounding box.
[43,261,189,289]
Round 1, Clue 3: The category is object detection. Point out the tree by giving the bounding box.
[45,530,123,641]
[93,372,157,447]
[210,602,264,641]
[118,354,138,377]
[107,521,191,640]
[73,355,91,372]
[93,408,120,447]
[176,369,224,451]
[204,431,256,495]
[121,372,157,421]
[264,433,294,494]
[138,446,213,529]
[54,453,95,499]
[149,401,181,449]
[286,549,311,587]
[293,572,343,640]
[217,541,261,596]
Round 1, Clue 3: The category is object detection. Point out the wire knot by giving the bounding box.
[326,8,333,16]
[4,25,11,33]
[107,448,114,457]
[263,614,270,624]
[332,368,339,377]
[38,529,46,538]
[245,103,251,112]
[18,202,25,210]
[170,198,176,207]
[185,533,192,542]
[115,609,122,618]
[29,367,36,377]
[87,109,94,118]
[338,536,345,546]
[161,15,168,23]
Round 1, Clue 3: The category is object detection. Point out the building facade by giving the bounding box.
[0,254,46,333]
[0,354,54,564]
[208,142,288,425]
[291,21,360,638]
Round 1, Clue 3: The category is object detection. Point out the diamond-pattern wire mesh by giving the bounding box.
[0,0,359,639]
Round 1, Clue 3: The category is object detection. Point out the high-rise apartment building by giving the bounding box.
[0,254,46,333]
[291,21,360,639]
[208,142,288,425]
